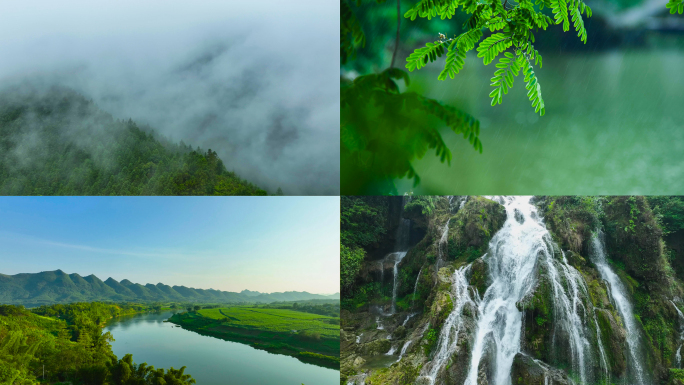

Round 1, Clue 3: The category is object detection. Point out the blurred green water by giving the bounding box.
[394,46,684,195]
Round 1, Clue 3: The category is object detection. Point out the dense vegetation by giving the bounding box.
[0,302,194,385]
[261,300,341,318]
[341,196,390,306]
[0,270,337,307]
[168,306,340,369]
[0,86,268,195]
[341,195,684,385]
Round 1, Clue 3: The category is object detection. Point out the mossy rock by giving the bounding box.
[360,338,391,356]
[517,266,554,361]
[430,291,454,330]
[447,197,506,263]
[595,308,627,377]
[603,196,668,291]
[511,353,572,385]
[533,196,601,255]
[669,368,684,385]
[468,257,489,295]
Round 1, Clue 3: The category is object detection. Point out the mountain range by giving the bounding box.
[0,270,339,307]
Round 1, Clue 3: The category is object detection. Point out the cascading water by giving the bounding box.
[391,251,408,314]
[670,300,684,368]
[590,232,649,385]
[436,219,450,270]
[387,204,411,314]
[411,266,423,310]
[543,249,596,384]
[423,196,598,385]
[403,312,418,326]
[594,317,610,382]
[463,197,551,385]
[420,266,477,384]
[397,340,412,361]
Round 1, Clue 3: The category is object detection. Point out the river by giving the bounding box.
[104,311,340,385]
[394,46,684,195]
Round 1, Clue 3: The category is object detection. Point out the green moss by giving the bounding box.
[670,368,684,385]
[423,327,438,356]
[447,197,506,264]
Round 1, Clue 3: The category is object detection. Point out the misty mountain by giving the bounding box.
[0,86,267,195]
[0,270,338,307]
[239,289,262,297]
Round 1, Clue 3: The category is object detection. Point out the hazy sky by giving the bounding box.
[0,0,339,195]
[0,197,340,294]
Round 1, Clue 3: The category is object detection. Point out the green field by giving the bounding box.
[168,306,340,369]
[197,307,339,338]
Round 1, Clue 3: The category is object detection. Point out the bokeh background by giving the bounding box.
[342,0,684,195]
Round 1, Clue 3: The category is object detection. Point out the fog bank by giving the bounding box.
[0,0,340,195]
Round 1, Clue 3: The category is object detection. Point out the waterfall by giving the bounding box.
[403,312,418,326]
[670,300,684,368]
[391,251,408,314]
[463,197,549,385]
[397,340,412,362]
[385,345,398,355]
[544,249,594,384]
[436,219,450,270]
[444,196,598,385]
[593,317,610,382]
[420,266,477,384]
[590,232,649,385]
[411,266,423,310]
[387,206,411,314]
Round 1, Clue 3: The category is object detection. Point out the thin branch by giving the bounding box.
[390,0,401,68]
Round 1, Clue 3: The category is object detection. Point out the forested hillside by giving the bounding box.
[0,302,194,384]
[0,86,267,195]
[0,270,338,307]
[342,196,684,385]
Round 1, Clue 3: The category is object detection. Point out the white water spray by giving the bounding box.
[463,197,548,385]
[420,266,477,384]
[391,251,408,314]
[670,299,684,368]
[411,266,423,310]
[590,232,648,385]
[436,219,450,270]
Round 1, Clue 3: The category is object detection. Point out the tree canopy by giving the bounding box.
[0,87,267,196]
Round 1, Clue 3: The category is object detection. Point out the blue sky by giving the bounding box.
[0,197,339,294]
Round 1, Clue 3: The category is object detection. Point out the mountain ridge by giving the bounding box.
[0,270,339,307]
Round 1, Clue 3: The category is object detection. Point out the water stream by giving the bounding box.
[671,300,684,368]
[436,219,451,270]
[590,232,649,385]
[420,266,477,384]
[105,311,338,385]
[463,197,551,385]
[419,196,625,384]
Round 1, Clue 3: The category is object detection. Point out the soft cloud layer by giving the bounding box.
[0,0,340,195]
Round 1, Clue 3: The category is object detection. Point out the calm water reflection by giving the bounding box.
[105,311,339,385]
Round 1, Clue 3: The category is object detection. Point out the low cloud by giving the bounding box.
[0,0,340,195]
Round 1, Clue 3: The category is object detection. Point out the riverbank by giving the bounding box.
[168,307,340,369]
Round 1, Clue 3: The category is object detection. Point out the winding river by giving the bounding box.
[104,311,339,385]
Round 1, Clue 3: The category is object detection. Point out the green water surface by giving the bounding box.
[105,311,339,385]
[394,47,684,195]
